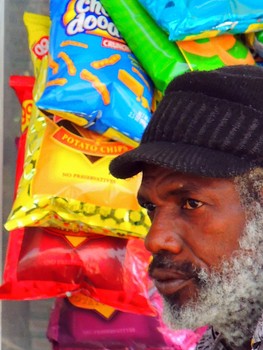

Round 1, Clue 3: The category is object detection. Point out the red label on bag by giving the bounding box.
[32,35,49,59]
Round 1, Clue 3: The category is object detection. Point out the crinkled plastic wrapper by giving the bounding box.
[6,58,150,238]
[0,225,156,315]
[9,75,35,133]
[47,297,174,350]
[47,296,207,350]
[137,0,263,41]
[23,12,51,102]
[36,0,154,146]
[2,74,154,315]
[5,104,150,238]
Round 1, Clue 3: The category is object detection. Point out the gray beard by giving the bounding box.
[162,203,263,348]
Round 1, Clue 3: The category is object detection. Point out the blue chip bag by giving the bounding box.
[36,0,154,146]
[137,0,263,41]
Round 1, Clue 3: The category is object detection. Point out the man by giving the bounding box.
[109,65,263,350]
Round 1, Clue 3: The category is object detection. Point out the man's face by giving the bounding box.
[138,165,246,307]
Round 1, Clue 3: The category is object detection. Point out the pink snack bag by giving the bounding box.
[47,297,176,349]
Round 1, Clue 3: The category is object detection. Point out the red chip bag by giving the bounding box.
[0,226,156,315]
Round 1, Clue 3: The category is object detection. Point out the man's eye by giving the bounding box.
[141,202,156,213]
[182,198,203,210]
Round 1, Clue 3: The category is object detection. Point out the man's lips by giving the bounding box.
[150,268,195,296]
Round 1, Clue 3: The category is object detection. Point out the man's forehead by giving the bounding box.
[141,163,237,192]
[142,163,204,182]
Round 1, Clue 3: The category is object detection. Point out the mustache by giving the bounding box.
[148,253,203,282]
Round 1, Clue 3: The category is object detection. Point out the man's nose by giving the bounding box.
[144,214,183,255]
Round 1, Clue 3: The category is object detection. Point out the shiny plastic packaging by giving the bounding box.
[47,297,172,350]
[9,75,35,133]
[3,76,154,314]
[47,296,207,350]
[4,108,150,238]
[23,12,51,102]
[100,0,190,93]
[0,227,156,315]
[6,13,151,238]
[137,0,263,41]
[36,0,154,146]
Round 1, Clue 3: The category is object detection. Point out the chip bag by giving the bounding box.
[137,0,263,41]
[47,297,171,350]
[4,104,150,238]
[0,226,156,315]
[36,0,154,146]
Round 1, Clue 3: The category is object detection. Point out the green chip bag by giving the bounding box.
[100,0,190,92]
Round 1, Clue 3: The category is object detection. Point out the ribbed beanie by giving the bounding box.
[110,65,263,179]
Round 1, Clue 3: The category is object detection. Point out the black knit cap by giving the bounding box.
[110,65,263,179]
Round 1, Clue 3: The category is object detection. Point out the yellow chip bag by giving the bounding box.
[5,104,150,238]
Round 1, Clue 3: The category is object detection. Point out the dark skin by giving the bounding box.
[138,165,249,349]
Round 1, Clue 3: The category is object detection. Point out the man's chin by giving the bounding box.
[161,293,204,331]
[163,293,181,309]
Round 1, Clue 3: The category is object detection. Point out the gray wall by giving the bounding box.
[3,1,53,349]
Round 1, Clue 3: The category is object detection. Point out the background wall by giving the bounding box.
[2,1,53,349]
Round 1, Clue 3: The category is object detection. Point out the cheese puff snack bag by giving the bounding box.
[137,0,263,41]
[0,227,156,315]
[100,0,190,93]
[177,34,255,72]
[47,298,170,350]
[36,0,154,146]
[5,105,150,237]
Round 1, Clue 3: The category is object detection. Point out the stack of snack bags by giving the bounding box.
[100,0,257,93]
[2,6,155,313]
